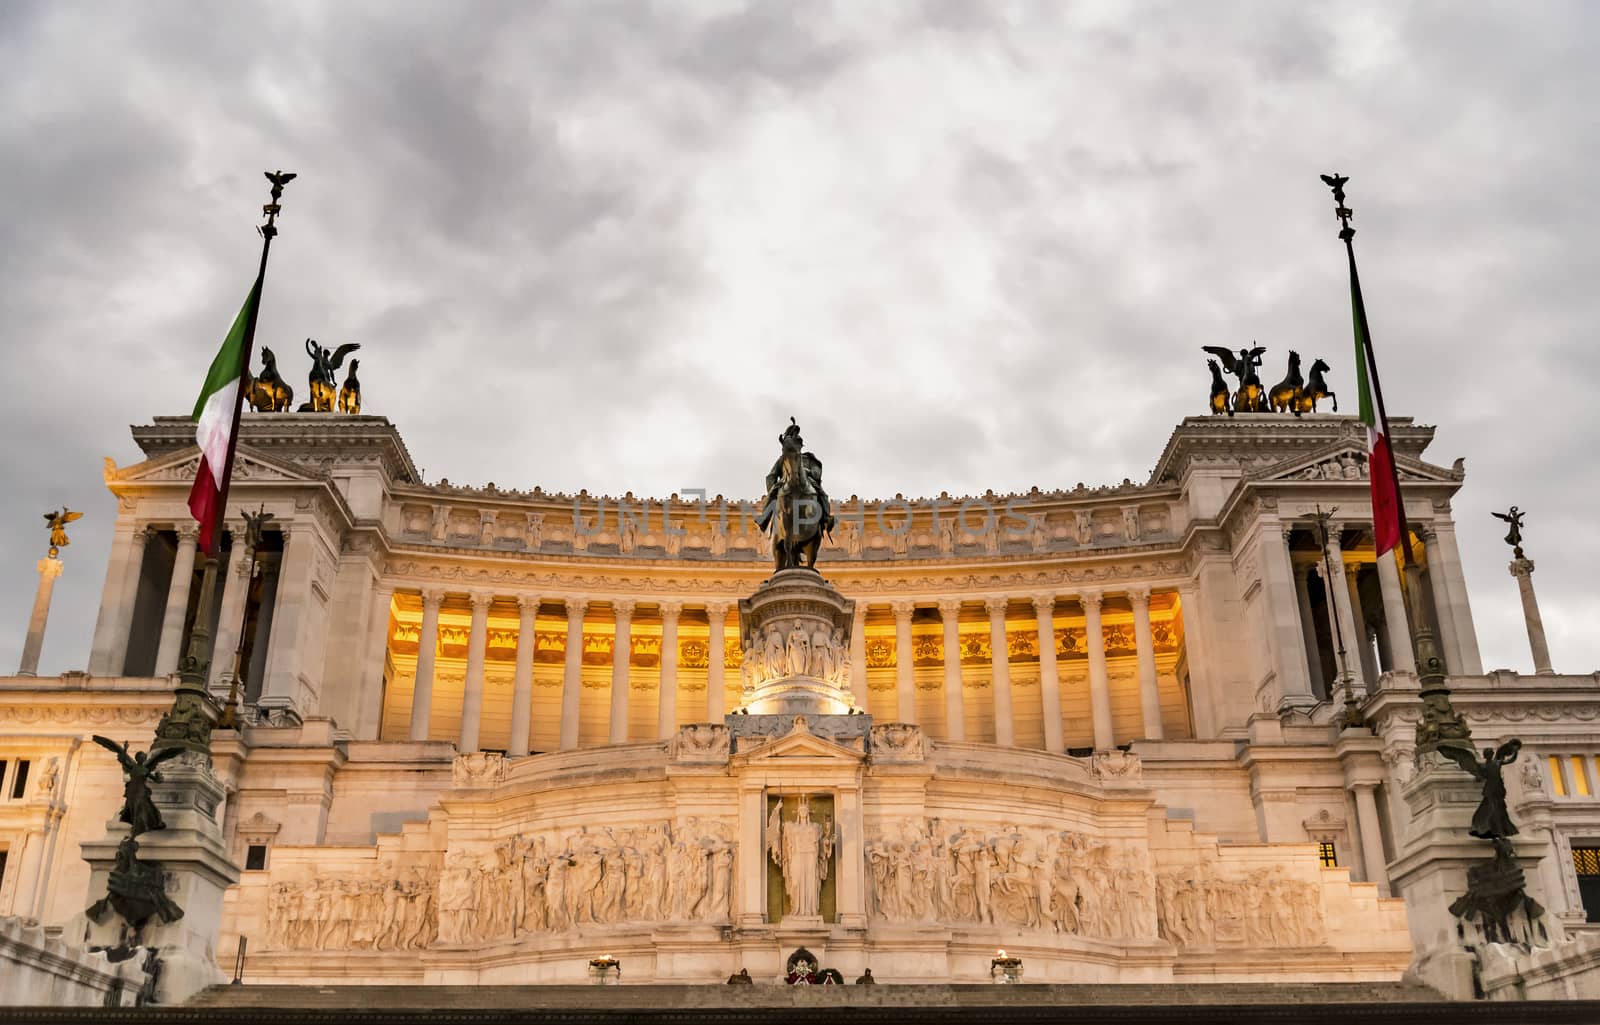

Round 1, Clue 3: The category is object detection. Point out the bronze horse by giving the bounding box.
[244,347,294,412]
[1298,358,1336,413]
[1207,360,1230,415]
[338,359,362,414]
[770,431,825,571]
[1269,350,1304,414]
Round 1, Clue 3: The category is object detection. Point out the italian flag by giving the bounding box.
[187,277,262,556]
[1346,248,1407,556]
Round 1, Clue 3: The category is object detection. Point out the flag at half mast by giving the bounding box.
[1344,243,1407,557]
[186,276,262,555]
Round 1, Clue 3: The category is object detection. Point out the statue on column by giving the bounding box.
[766,796,834,918]
[43,508,83,556]
[1492,506,1527,559]
[755,419,835,572]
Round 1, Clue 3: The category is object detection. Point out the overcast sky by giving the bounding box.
[2,1,1595,678]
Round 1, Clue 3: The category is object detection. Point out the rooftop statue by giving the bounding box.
[300,337,360,413]
[245,346,294,412]
[1202,345,1268,414]
[755,419,835,572]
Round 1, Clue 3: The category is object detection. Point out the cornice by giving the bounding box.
[1149,414,1435,485]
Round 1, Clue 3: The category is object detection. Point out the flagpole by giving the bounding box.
[1323,174,1470,759]
[154,172,295,757]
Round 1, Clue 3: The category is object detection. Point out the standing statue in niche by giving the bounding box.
[92,735,184,836]
[767,797,834,919]
[755,419,835,572]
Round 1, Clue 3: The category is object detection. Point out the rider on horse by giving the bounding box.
[756,419,836,538]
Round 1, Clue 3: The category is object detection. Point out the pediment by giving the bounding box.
[1254,441,1461,486]
[736,717,866,764]
[106,443,321,487]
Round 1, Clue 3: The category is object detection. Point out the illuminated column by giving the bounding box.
[508,595,539,756]
[1346,564,1380,688]
[1293,563,1326,697]
[409,588,444,741]
[559,598,588,750]
[1510,557,1555,675]
[609,599,636,744]
[985,596,1014,747]
[1372,553,1415,677]
[1419,527,1462,675]
[892,600,916,722]
[459,590,492,752]
[938,599,965,742]
[705,601,729,720]
[1129,587,1164,742]
[207,526,253,693]
[1351,784,1390,895]
[153,526,200,676]
[657,602,682,738]
[103,527,151,675]
[1032,595,1064,753]
[1082,590,1113,750]
[17,558,64,676]
[849,602,868,708]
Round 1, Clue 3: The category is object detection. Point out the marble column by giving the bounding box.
[705,602,728,720]
[985,597,1014,747]
[508,595,539,756]
[1083,590,1114,750]
[1510,558,1554,675]
[1324,534,1364,694]
[609,600,636,744]
[9,829,46,919]
[1129,587,1163,742]
[1429,521,1483,675]
[262,526,314,714]
[17,557,64,676]
[559,598,588,750]
[1263,523,1315,708]
[1419,527,1462,676]
[849,602,868,710]
[1346,564,1380,689]
[89,524,141,675]
[459,591,492,752]
[154,526,200,676]
[409,588,444,742]
[1316,564,1352,695]
[938,599,965,742]
[657,602,682,738]
[1374,551,1416,674]
[1351,783,1390,896]
[1032,595,1064,754]
[1293,563,1326,698]
[892,600,916,723]
[104,527,152,676]
[207,529,254,693]
[357,584,395,741]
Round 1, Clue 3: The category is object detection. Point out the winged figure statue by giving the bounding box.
[1200,345,1269,414]
[92,735,186,836]
[44,508,83,553]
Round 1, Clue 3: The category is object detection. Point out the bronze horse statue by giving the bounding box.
[1202,345,1267,415]
[1207,359,1230,415]
[1298,358,1336,413]
[338,359,362,414]
[1269,350,1304,414]
[244,347,294,412]
[767,428,827,572]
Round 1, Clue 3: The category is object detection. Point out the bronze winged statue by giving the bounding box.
[43,508,83,554]
[1492,506,1527,558]
[92,736,185,836]
[301,338,361,412]
[1439,739,1523,840]
[1201,345,1268,414]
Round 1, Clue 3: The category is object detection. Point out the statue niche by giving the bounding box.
[766,794,836,923]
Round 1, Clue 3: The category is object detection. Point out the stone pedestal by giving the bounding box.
[737,570,857,716]
[80,755,241,1005]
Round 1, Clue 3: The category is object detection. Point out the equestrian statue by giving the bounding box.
[244,346,294,412]
[1268,350,1305,414]
[755,418,835,573]
[299,338,360,412]
[1206,359,1230,415]
[1299,358,1336,413]
[1201,344,1268,415]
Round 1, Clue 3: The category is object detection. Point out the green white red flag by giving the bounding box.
[1345,247,1407,556]
[186,276,262,555]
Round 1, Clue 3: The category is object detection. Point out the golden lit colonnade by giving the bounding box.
[376,587,1193,753]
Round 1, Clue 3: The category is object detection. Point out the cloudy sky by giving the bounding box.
[1,1,1595,677]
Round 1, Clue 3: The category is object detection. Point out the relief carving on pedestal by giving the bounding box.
[1155,860,1325,949]
[267,872,438,951]
[865,820,1157,940]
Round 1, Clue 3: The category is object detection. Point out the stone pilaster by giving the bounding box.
[154,526,200,677]
[985,596,1014,747]
[509,595,539,756]
[460,590,492,752]
[609,599,636,744]
[891,600,916,723]
[409,588,444,741]
[1263,522,1315,711]
[559,598,588,750]
[938,599,965,742]
[355,584,394,740]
